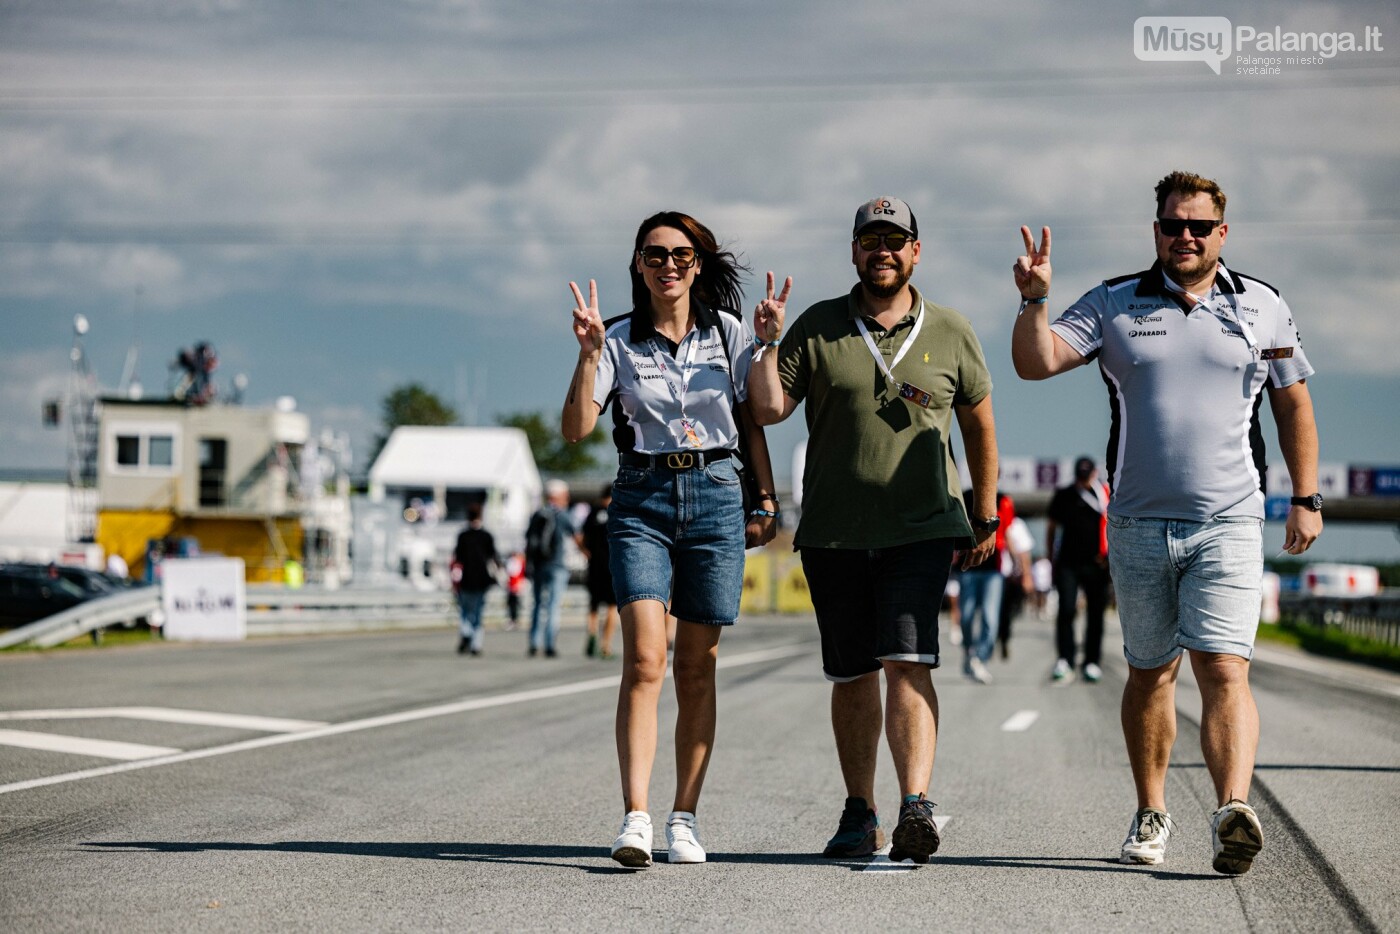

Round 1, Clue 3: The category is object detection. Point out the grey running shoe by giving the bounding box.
[822,797,884,858]
[1120,807,1173,865]
[610,810,653,869]
[1211,800,1263,875]
[888,793,940,864]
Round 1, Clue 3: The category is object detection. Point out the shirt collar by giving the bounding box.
[1135,260,1243,299]
[845,284,925,323]
[629,301,722,344]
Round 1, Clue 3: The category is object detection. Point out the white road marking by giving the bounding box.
[862,816,952,872]
[0,708,326,732]
[1000,710,1040,732]
[0,642,812,796]
[0,729,180,761]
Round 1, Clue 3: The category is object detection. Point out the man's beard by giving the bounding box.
[858,258,912,299]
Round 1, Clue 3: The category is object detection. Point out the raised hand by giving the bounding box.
[570,279,604,355]
[754,271,792,344]
[1013,225,1052,299]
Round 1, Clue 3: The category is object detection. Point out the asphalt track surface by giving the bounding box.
[1,610,1397,932]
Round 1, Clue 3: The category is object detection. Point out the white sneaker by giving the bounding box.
[611,810,653,868]
[1211,800,1263,875]
[1120,807,1172,865]
[666,811,706,864]
[1082,662,1103,683]
[1051,658,1076,684]
[968,657,993,684]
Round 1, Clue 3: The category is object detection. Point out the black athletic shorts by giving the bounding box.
[800,538,956,682]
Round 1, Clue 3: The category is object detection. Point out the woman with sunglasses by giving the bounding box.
[562,211,783,869]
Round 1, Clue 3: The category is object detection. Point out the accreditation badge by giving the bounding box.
[898,381,933,409]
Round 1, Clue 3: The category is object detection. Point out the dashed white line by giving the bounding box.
[1000,710,1040,732]
[0,642,812,796]
[0,729,179,761]
[862,816,953,871]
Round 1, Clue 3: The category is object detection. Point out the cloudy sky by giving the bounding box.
[3,1,1397,520]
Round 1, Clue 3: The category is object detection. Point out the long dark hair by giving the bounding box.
[629,211,749,314]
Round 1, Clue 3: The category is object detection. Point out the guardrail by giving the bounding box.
[1278,590,1400,648]
[244,585,588,635]
[0,587,161,650]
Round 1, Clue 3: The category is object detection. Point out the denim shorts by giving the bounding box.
[606,456,746,625]
[800,538,957,682]
[1106,515,1264,668]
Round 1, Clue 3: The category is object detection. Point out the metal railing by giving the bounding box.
[0,587,161,650]
[1278,591,1400,648]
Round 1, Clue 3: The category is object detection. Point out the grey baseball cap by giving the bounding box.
[853,197,918,238]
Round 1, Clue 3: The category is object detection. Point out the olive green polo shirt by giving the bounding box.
[778,285,991,550]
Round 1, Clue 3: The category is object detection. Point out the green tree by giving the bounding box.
[370,383,459,464]
[497,410,606,474]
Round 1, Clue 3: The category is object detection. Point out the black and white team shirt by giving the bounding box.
[1050,260,1314,521]
[592,303,752,455]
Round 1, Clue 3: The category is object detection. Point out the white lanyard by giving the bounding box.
[648,329,703,448]
[1166,269,1258,351]
[855,301,925,387]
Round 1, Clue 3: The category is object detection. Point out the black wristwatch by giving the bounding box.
[1289,493,1323,512]
[971,515,1001,533]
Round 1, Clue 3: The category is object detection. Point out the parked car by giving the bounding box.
[0,563,159,631]
[0,565,90,628]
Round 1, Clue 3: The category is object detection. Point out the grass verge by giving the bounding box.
[1257,617,1400,674]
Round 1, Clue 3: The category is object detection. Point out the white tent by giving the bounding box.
[368,427,543,544]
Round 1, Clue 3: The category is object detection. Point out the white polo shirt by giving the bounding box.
[1050,260,1314,521]
[593,302,752,455]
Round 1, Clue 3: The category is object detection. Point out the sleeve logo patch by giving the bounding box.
[1261,347,1294,359]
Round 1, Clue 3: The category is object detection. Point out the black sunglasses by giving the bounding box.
[639,246,698,268]
[1157,217,1222,238]
[856,231,913,252]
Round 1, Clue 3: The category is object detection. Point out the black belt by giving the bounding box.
[620,449,733,470]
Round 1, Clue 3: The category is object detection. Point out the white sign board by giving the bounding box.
[161,558,247,641]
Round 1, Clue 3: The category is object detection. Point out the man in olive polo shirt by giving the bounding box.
[750,196,999,864]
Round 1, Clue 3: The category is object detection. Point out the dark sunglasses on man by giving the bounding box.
[1157,217,1222,238]
[855,231,913,252]
[639,246,699,268]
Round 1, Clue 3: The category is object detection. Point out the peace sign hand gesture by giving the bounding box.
[754,271,792,344]
[1013,225,1052,300]
[570,279,604,356]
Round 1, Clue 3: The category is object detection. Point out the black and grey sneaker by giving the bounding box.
[1211,800,1263,874]
[822,797,884,858]
[888,793,940,864]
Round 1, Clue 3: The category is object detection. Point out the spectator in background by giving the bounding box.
[453,501,501,656]
[1046,456,1111,684]
[997,512,1035,661]
[958,491,1016,683]
[504,552,526,631]
[525,479,577,658]
[581,484,619,659]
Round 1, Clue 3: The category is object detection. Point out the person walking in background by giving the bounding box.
[1012,170,1322,875]
[997,510,1034,662]
[1046,456,1112,684]
[525,479,577,659]
[581,484,619,660]
[452,501,501,656]
[504,552,526,631]
[562,210,778,868]
[749,196,998,864]
[958,491,1015,683]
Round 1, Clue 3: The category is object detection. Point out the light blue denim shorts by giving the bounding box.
[1106,515,1263,668]
[607,457,746,626]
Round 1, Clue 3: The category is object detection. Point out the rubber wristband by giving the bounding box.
[1017,295,1048,314]
[749,508,779,519]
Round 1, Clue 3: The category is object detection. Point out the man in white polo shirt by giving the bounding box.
[1011,171,1322,875]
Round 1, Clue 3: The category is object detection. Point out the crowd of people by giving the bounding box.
[449,171,1322,878]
